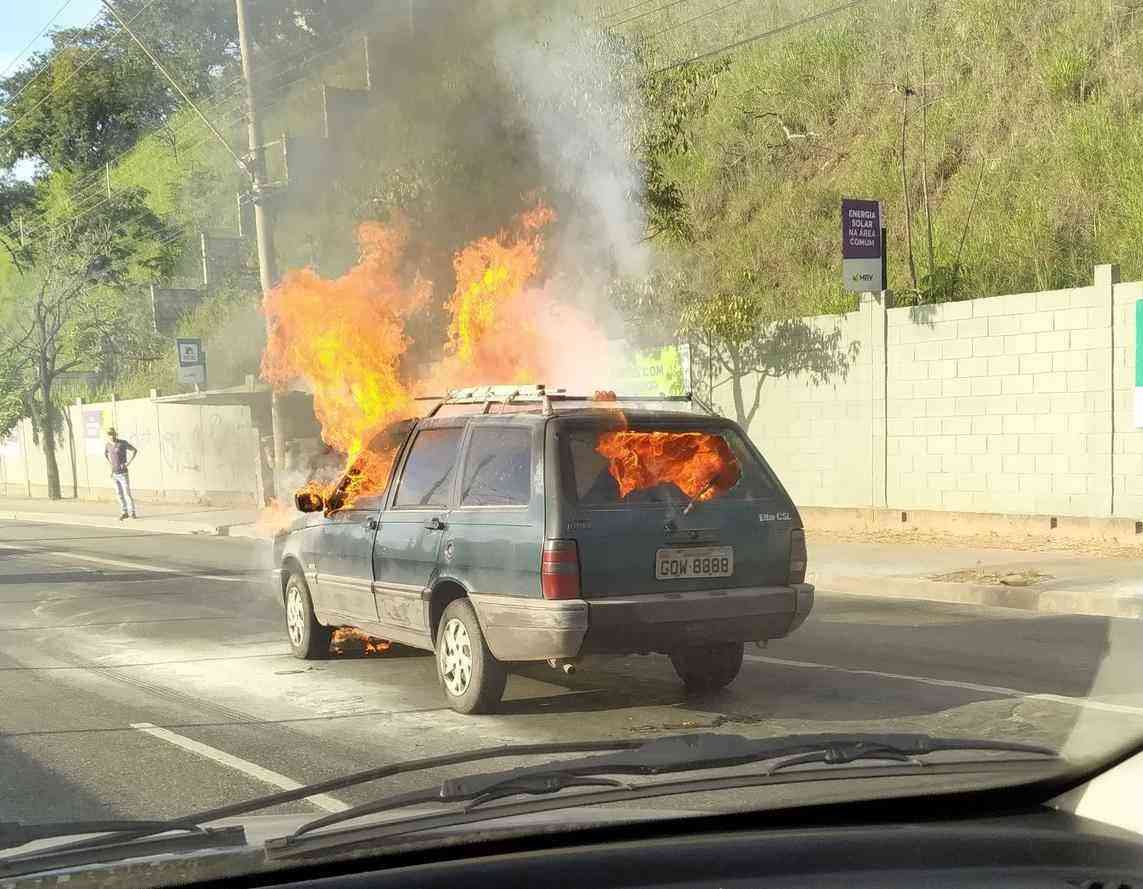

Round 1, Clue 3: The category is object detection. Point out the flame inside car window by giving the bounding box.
[595,430,743,503]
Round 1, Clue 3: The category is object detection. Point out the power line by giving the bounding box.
[646,0,753,39]
[0,0,79,80]
[101,0,248,177]
[596,0,661,20]
[611,0,698,28]
[0,8,104,116]
[0,0,160,140]
[650,0,864,73]
[68,17,368,199]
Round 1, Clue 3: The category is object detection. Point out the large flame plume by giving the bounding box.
[257,201,612,533]
[431,204,607,388]
[260,221,428,516]
[262,220,427,457]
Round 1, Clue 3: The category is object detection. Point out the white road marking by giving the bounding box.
[746,654,1143,717]
[0,543,252,583]
[131,722,349,813]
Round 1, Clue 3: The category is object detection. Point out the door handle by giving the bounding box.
[424,516,446,531]
[364,517,379,531]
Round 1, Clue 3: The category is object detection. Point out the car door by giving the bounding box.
[373,423,464,636]
[445,422,541,598]
[314,493,384,623]
[311,420,415,623]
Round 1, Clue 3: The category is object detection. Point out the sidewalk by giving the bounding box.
[2,497,1140,618]
[808,532,1143,619]
[0,497,258,537]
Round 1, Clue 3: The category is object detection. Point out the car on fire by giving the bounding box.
[272,385,813,714]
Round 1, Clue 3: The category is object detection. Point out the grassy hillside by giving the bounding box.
[633,0,1143,308]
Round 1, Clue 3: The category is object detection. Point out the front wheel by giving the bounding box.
[436,598,506,714]
[284,571,331,659]
[670,641,744,693]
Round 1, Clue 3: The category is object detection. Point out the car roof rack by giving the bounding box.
[420,384,704,417]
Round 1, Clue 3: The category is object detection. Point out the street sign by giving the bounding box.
[842,198,884,293]
[83,408,108,455]
[176,337,206,386]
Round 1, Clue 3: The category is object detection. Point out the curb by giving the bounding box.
[810,571,1143,620]
[0,510,224,536]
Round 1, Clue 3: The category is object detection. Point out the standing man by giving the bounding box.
[105,427,138,520]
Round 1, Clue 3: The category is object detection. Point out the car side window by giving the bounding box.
[460,427,532,507]
[392,427,463,509]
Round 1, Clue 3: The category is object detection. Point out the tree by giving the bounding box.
[613,268,857,428]
[0,190,173,498]
[0,175,35,267]
[0,0,366,173]
[620,58,859,428]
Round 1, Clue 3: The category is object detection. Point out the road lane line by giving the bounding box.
[745,654,1143,717]
[130,722,350,813]
[0,543,254,583]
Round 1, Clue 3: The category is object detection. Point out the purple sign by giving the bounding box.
[841,198,883,292]
[84,409,103,440]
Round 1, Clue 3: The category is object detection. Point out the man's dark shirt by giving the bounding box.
[105,439,136,473]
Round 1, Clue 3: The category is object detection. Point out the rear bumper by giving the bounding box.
[469,584,813,662]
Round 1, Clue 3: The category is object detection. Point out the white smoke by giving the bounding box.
[493,15,650,284]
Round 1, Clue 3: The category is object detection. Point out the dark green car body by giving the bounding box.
[274,407,813,666]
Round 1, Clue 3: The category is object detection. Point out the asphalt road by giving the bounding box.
[3,519,1143,828]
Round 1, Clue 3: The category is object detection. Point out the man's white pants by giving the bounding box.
[113,472,135,516]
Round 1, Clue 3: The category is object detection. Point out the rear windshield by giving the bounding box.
[562,423,779,507]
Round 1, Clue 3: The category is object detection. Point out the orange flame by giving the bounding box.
[260,220,429,505]
[258,201,613,524]
[331,626,391,656]
[596,431,742,502]
[432,203,607,388]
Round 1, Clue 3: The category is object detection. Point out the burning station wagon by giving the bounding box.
[273,385,814,713]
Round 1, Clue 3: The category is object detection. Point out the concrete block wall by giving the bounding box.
[1113,279,1143,518]
[714,264,1143,519]
[713,303,877,508]
[885,268,1118,516]
[0,396,261,506]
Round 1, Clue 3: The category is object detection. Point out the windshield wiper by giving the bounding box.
[0,825,246,879]
[0,820,201,850]
[4,732,1054,876]
[266,732,1056,858]
[0,738,643,870]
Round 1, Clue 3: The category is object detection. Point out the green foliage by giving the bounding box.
[626,0,1143,314]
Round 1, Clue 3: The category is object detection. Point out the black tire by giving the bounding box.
[670,641,744,693]
[435,598,506,714]
[283,571,331,660]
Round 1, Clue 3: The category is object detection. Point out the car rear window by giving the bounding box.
[460,427,532,506]
[563,424,778,507]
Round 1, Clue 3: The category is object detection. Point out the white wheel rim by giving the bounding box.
[286,586,306,647]
[439,616,473,697]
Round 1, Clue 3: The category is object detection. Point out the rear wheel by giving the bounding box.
[436,598,506,714]
[284,571,331,659]
[670,641,744,693]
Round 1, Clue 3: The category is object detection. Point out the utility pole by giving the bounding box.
[235,0,286,499]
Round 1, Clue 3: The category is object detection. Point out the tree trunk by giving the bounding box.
[40,403,62,500]
[38,365,61,500]
[726,344,749,428]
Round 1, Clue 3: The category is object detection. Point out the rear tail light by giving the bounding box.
[789,528,807,585]
[541,539,581,600]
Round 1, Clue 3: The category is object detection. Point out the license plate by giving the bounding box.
[655,546,733,580]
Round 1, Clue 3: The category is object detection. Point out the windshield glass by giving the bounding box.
[2,0,1142,884]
